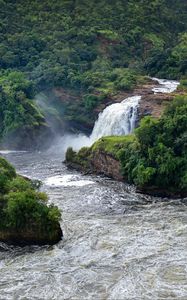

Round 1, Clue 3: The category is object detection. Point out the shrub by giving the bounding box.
[0,157,61,234]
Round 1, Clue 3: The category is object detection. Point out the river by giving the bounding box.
[0,150,186,300]
[0,78,187,299]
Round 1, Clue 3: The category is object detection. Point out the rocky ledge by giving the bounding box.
[65,134,187,199]
[0,225,62,246]
[66,148,186,199]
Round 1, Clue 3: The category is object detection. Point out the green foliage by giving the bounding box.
[97,29,119,41]
[178,79,187,91]
[83,94,105,111]
[0,157,16,192]
[91,136,135,159]
[135,117,159,149]
[119,95,187,195]
[0,70,45,142]
[0,157,61,232]
[145,32,187,79]
[65,147,77,162]
[66,146,91,169]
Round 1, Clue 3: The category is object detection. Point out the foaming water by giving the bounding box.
[90,96,141,141]
[45,174,95,187]
[0,150,27,154]
[47,96,141,154]
[152,78,180,93]
[0,151,186,300]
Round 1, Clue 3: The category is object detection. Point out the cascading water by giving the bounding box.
[46,77,180,154]
[48,95,141,153]
[0,79,186,300]
[90,95,141,141]
[152,78,180,93]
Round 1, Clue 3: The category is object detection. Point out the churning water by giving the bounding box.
[0,151,186,300]
[0,78,186,299]
[152,78,180,94]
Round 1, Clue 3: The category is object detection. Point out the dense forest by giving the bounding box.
[0,0,187,146]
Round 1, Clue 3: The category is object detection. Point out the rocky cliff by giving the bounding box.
[90,150,123,181]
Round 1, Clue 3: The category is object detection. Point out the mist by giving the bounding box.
[46,133,93,159]
[34,91,95,156]
[34,93,142,157]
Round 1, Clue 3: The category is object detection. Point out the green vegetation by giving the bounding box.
[0,156,62,244]
[67,96,187,197]
[0,0,186,144]
[0,70,47,144]
[66,146,91,169]
[91,136,135,159]
[119,95,187,196]
[178,79,187,92]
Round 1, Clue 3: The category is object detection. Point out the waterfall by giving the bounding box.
[90,96,141,141]
[47,96,141,154]
[48,78,180,153]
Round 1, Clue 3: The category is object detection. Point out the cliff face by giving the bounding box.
[53,79,184,136]
[91,151,123,181]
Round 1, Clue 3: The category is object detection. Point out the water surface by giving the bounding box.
[0,151,186,300]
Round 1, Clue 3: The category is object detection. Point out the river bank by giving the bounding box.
[65,136,187,199]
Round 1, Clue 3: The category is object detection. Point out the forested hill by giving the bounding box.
[1,0,187,86]
[0,0,187,148]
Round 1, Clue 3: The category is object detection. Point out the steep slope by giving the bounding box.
[0,0,186,147]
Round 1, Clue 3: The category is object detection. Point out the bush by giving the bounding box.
[0,157,61,233]
[65,147,76,162]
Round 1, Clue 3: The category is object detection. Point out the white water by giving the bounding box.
[0,150,27,154]
[152,78,180,94]
[46,95,141,155]
[0,151,186,300]
[0,78,186,299]
[45,174,95,187]
[90,96,141,141]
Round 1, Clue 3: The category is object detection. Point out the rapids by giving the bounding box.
[0,78,186,299]
[0,151,186,300]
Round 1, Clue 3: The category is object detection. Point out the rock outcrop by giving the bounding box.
[0,225,62,246]
[91,150,123,181]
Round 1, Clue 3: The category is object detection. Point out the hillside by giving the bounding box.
[0,0,187,147]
